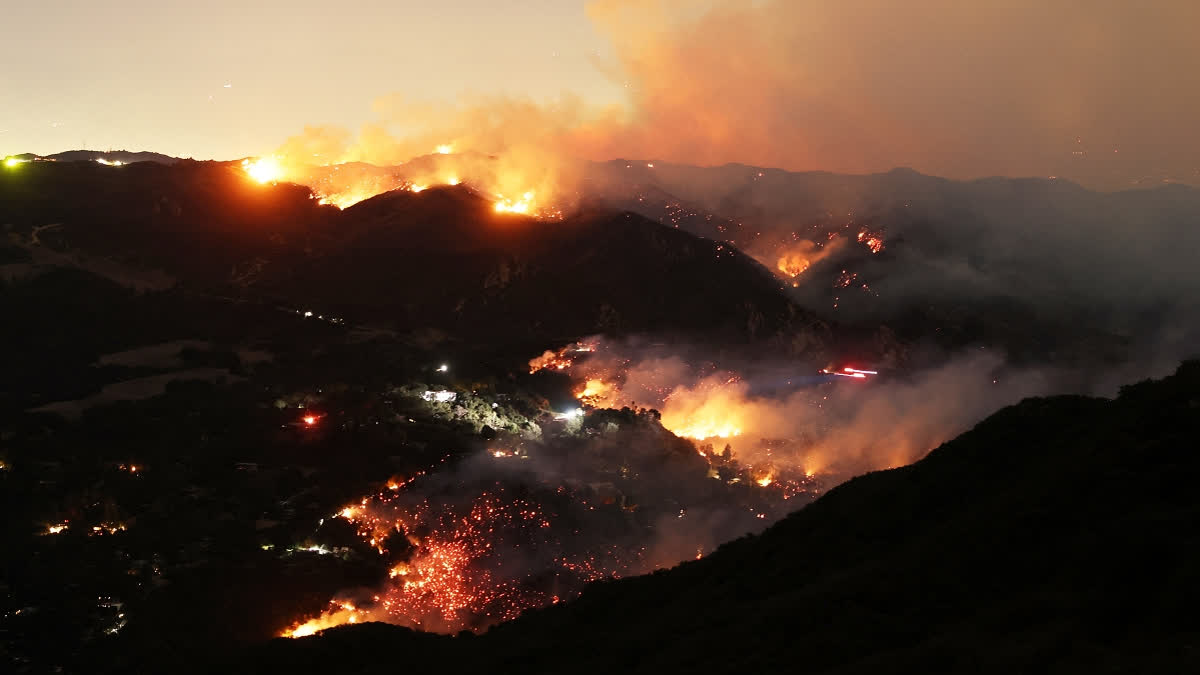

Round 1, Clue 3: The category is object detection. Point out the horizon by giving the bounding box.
[4,1,1199,190]
[12,147,1200,195]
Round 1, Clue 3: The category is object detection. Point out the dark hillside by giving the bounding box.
[2,163,831,351]
[273,187,828,347]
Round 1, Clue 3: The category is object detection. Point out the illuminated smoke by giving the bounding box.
[259,1,1199,201]
[539,337,1062,477]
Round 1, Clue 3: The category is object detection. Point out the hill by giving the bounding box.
[244,360,1200,674]
[587,162,1200,366]
[44,149,182,165]
[1,161,832,353]
[266,186,829,349]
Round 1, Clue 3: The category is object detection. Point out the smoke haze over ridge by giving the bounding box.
[262,0,1200,190]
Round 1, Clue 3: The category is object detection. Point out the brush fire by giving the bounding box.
[278,351,841,639]
[236,145,563,218]
[281,447,823,638]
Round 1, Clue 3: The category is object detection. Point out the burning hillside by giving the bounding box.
[236,146,567,219]
[279,393,828,638]
[526,338,1062,477]
[277,333,1059,640]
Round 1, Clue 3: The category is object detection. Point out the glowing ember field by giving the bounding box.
[282,482,645,637]
[282,448,822,639]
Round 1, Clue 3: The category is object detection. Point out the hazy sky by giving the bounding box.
[1,0,618,159]
[4,0,1198,188]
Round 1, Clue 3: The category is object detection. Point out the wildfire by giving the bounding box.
[528,341,597,374]
[90,522,127,536]
[318,190,376,208]
[279,336,839,639]
[494,191,535,214]
[574,378,614,406]
[242,156,284,184]
[773,238,844,281]
[232,142,569,217]
[282,601,365,638]
[777,254,811,277]
[671,422,743,442]
[857,229,885,253]
[283,484,635,636]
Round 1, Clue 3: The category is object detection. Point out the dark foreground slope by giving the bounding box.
[245,361,1200,675]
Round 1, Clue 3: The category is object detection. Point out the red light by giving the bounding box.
[303,415,317,426]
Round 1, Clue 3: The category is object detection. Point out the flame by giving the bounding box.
[777,254,811,277]
[282,601,365,638]
[318,190,378,209]
[658,378,749,443]
[528,341,596,374]
[242,157,284,184]
[857,229,885,253]
[494,191,535,214]
[574,378,614,406]
[670,421,743,442]
[772,237,844,280]
[240,138,566,215]
[322,487,625,633]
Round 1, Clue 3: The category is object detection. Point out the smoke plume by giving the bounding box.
[273,0,1200,190]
